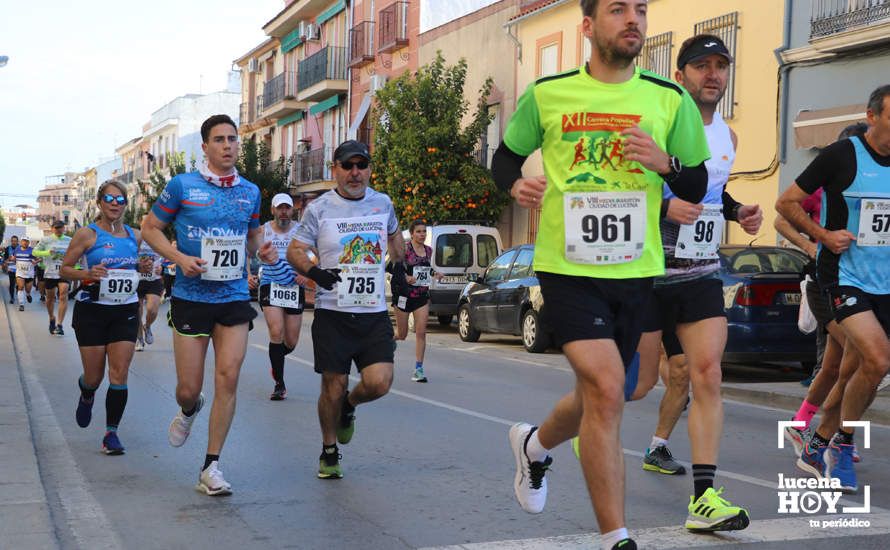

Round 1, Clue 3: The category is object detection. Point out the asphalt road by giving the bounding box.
[7,297,890,549]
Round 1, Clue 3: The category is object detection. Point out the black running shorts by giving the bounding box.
[392,294,429,313]
[311,309,394,374]
[643,276,726,358]
[168,298,256,337]
[43,278,69,290]
[806,279,834,328]
[537,272,652,367]
[137,278,164,298]
[829,286,890,333]
[259,284,304,315]
[72,301,139,347]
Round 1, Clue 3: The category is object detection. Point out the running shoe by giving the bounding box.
[337,395,355,445]
[853,445,861,463]
[878,373,890,392]
[102,431,125,455]
[49,319,56,334]
[270,383,287,401]
[411,367,428,383]
[26,294,33,303]
[75,395,94,428]
[784,422,809,457]
[8,298,13,304]
[144,326,154,345]
[196,461,233,496]
[135,338,144,352]
[642,445,686,475]
[797,441,827,479]
[685,487,750,532]
[168,393,204,447]
[825,443,858,493]
[509,422,552,514]
[18,305,24,312]
[39,295,45,302]
[611,540,637,550]
[318,448,343,479]
[55,325,64,336]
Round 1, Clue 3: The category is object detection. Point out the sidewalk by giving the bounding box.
[0,280,58,547]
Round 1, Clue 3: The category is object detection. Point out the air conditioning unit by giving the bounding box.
[298,21,308,39]
[370,74,388,93]
[305,23,320,41]
[247,58,259,73]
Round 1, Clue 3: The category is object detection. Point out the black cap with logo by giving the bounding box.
[333,140,371,164]
[677,34,733,69]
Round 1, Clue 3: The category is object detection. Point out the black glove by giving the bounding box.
[308,266,342,291]
[390,261,407,291]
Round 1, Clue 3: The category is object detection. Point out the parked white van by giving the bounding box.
[413,224,503,326]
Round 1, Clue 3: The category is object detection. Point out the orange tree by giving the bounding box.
[371,52,508,226]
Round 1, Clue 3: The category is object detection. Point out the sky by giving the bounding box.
[0,0,282,209]
[0,0,499,211]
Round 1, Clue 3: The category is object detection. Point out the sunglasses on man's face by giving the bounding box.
[102,194,128,205]
[340,160,369,171]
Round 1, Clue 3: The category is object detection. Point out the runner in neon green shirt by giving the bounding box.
[491,2,712,548]
[33,220,73,334]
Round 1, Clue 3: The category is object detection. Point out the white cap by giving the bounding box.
[271,193,293,207]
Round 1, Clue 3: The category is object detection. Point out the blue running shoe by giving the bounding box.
[826,443,857,493]
[76,395,94,428]
[796,442,827,479]
[102,432,125,455]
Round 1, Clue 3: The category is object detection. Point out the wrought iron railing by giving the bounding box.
[298,47,348,90]
[263,71,297,108]
[292,147,328,185]
[349,21,376,66]
[811,0,890,38]
[255,95,264,119]
[378,1,409,53]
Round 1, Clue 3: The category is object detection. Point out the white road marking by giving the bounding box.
[419,512,890,549]
[10,302,123,549]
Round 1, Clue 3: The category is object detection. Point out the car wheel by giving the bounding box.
[457,305,480,342]
[521,309,550,353]
[437,314,453,327]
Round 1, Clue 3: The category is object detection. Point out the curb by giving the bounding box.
[0,279,58,548]
[722,384,890,427]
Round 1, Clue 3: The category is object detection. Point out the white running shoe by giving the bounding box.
[135,338,144,352]
[168,393,204,447]
[509,422,552,514]
[144,326,154,345]
[195,461,232,496]
[784,424,808,457]
[877,374,890,392]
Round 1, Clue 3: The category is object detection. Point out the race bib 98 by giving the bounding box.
[675,204,724,259]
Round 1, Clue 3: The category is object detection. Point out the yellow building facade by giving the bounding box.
[511,0,785,244]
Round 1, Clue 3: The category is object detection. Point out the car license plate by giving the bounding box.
[782,292,802,305]
[441,275,466,285]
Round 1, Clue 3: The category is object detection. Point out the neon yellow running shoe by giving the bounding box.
[685,487,750,532]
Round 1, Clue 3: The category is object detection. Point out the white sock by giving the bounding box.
[524,428,550,462]
[649,436,668,449]
[601,527,629,549]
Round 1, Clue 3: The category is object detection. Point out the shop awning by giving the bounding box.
[793,104,866,149]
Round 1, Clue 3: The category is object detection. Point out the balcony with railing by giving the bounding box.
[298,46,348,102]
[810,0,890,47]
[239,102,250,126]
[290,147,330,187]
[262,71,305,119]
[349,21,375,67]
[255,95,264,120]
[378,1,409,53]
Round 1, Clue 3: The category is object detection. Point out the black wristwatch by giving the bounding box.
[661,155,682,183]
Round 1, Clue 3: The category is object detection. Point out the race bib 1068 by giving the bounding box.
[16,260,34,278]
[563,192,646,265]
[269,282,302,309]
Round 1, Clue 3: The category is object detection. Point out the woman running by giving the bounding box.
[61,180,150,455]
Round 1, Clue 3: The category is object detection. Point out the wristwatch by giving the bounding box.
[661,155,682,183]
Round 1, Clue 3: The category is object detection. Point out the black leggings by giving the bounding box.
[7,271,15,298]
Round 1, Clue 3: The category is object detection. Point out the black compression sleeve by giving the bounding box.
[721,188,742,221]
[665,162,708,203]
[492,142,528,193]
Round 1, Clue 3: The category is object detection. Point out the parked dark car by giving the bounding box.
[718,245,816,370]
[458,244,817,368]
[456,245,551,352]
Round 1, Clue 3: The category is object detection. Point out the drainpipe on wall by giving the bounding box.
[504,23,522,63]
[346,0,354,145]
[775,0,794,165]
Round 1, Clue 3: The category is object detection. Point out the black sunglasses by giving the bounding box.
[340,160,369,170]
[102,194,128,205]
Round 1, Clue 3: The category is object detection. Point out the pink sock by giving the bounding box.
[793,400,819,428]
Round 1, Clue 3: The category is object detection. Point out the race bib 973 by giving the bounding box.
[98,269,139,304]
